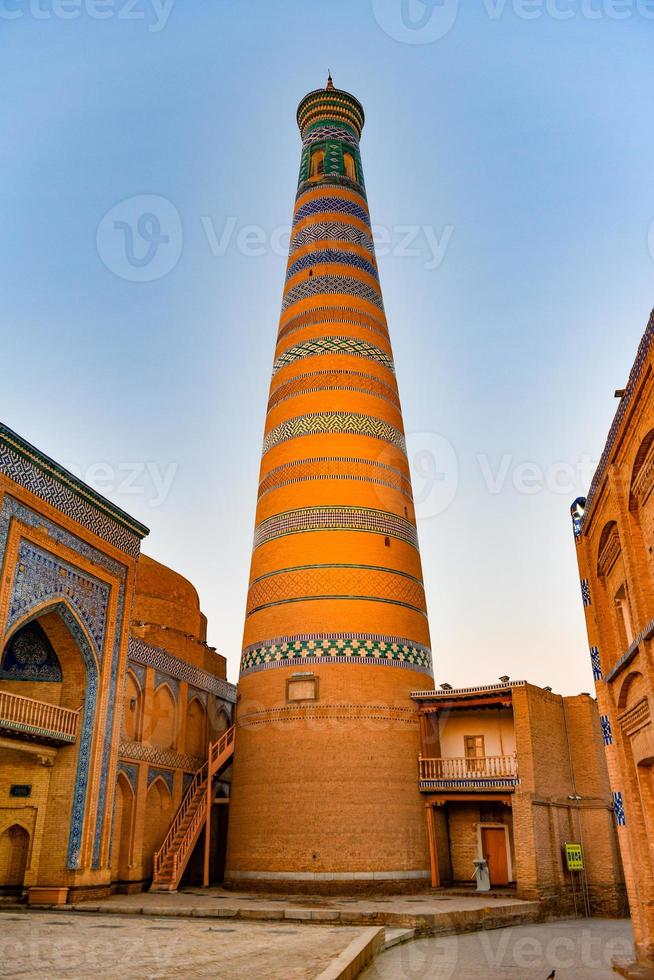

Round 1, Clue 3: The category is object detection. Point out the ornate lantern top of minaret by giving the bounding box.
[296,73,365,140]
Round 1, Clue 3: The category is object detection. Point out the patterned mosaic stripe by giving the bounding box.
[240,632,432,675]
[302,124,360,148]
[293,196,370,228]
[258,455,413,500]
[246,564,426,617]
[262,412,406,456]
[253,506,418,550]
[282,275,383,314]
[290,222,374,255]
[267,369,400,412]
[286,249,378,283]
[272,336,394,377]
[277,306,388,345]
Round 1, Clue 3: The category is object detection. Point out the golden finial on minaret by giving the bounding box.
[326,71,334,90]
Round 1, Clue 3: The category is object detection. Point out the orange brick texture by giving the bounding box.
[572,310,654,966]
[225,81,435,889]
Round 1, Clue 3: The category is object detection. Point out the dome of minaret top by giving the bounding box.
[296,75,365,140]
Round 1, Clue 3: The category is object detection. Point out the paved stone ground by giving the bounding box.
[0,911,363,979]
[72,884,533,918]
[362,918,635,979]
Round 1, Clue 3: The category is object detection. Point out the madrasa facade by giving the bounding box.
[0,81,628,919]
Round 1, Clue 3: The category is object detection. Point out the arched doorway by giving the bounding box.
[0,825,30,891]
[111,774,134,883]
[150,684,176,749]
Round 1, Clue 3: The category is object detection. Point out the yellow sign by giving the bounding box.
[565,843,584,871]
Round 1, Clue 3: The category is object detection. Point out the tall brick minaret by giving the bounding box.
[225,77,435,888]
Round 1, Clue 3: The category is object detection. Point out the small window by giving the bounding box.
[310,148,325,177]
[464,735,486,772]
[287,673,319,703]
[384,536,391,547]
[343,151,356,181]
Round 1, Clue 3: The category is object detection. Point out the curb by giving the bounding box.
[316,927,385,980]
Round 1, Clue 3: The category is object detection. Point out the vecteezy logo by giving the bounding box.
[96,194,182,282]
[407,431,459,519]
[371,0,460,44]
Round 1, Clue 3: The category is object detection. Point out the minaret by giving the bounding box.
[226,78,435,888]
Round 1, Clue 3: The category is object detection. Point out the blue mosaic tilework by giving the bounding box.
[8,540,109,658]
[0,431,146,557]
[0,620,62,681]
[581,579,592,606]
[590,646,603,681]
[117,763,138,793]
[127,661,145,688]
[148,767,174,794]
[287,250,378,282]
[282,275,383,314]
[155,671,179,699]
[272,336,395,377]
[128,636,237,703]
[188,686,208,706]
[0,495,128,870]
[293,196,370,228]
[290,222,374,255]
[253,506,419,551]
[613,791,626,826]
[262,412,406,457]
[600,714,613,745]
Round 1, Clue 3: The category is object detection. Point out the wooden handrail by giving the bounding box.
[0,689,80,742]
[152,725,236,885]
[153,762,207,878]
[419,754,518,780]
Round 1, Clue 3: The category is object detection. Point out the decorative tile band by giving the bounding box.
[262,412,405,457]
[581,579,592,606]
[590,646,603,681]
[258,455,412,501]
[120,739,204,773]
[246,564,426,617]
[8,540,110,658]
[287,249,378,283]
[282,275,383,314]
[302,124,360,148]
[272,337,394,377]
[0,427,147,557]
[253,506,419,551]
[267,369,400,413]
[293,195,370,229]
[290,221,374,256]
[613,791,626,826]
[240,632,432,676]
[128,637,237,703]
[600,714,613,745]
[278,305,387,341]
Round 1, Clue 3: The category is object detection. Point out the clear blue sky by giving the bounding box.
[3,1,653,692]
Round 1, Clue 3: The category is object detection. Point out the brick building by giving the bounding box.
[413,680,626,915]
[0,424,235,902]
[571,308,654,967]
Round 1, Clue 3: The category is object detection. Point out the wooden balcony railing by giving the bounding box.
[0,689,80,744]
[419,754,518,783]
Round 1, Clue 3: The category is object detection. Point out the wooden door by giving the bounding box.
[482,827,509,886]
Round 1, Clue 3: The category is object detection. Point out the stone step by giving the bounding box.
[383,927,415,951]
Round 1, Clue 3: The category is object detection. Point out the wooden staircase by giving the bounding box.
[150,725,235,892]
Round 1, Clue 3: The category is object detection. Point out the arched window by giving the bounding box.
[343,151,356,181]
[123,671,142,741]
[151,685,176,750]
[310,148,325,177]
[186,697,207,759]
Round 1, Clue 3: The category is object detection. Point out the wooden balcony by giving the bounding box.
[419,755,519,792]
[0,689,80,745]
